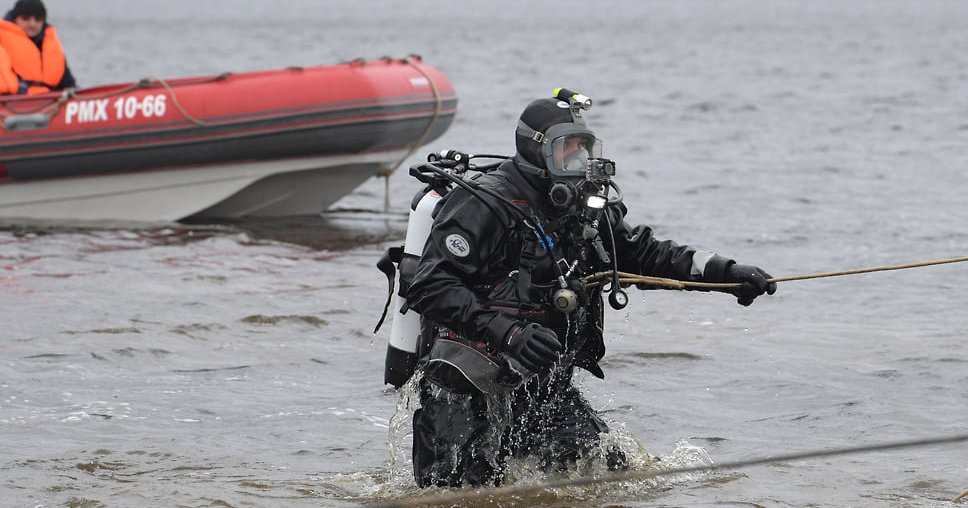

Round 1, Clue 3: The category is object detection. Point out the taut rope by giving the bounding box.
[366,433,968,508]
[582,256,968,291]
[955,488,968,502]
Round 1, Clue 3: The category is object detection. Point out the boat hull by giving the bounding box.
[0,150,408,222]
[0,58,457,221]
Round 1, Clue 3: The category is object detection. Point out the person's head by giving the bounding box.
[515,97,603,180]
[10,0,46,37]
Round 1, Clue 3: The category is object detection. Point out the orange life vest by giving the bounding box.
[0,20,66,95]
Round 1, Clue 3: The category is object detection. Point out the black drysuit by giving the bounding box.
[406,157,733,487]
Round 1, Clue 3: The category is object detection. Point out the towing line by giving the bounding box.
[583,255,968,290]
[366,433,968,508]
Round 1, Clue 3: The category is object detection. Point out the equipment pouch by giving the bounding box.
[423,337,532,395]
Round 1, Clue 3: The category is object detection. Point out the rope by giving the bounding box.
[379,55,444,211]
[0,88,73,118]
[366,433,968,508]
[582,256,968,291]
[140,76,210,126]
[0,75,214,128]
[0,87,92,126]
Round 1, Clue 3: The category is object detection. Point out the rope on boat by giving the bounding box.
[141,76,211,126]
[366,432,968,508]
[582,256,968,291]
[0,87,71,118]
[0,75,213,128]
[379,55,444,211]
[0,86,90,126]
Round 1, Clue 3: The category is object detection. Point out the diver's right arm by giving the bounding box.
[406,189,520,348]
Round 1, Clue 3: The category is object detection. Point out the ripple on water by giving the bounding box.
[603,351,704,368]
[240,314,329,327]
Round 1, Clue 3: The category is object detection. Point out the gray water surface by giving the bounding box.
[2,1,967,506]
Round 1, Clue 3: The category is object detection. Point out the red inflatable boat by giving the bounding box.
[0,56,457,222]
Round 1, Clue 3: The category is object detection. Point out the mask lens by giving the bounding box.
[562,147,589,172]
[552,134,599,175]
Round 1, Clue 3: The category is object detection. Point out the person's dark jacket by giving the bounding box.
[407,157,733,378]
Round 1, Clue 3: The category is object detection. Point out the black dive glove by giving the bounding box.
[725,263,777,306]
[504,323,563,373]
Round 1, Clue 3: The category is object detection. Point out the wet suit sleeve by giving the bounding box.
[407,188,519,347]
[605,202,733,282]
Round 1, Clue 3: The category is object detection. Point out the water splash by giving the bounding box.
[382,373,421,492]
[499,432,714,505]
[363,368,716,505]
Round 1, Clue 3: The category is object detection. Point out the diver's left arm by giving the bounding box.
[605,204,776,306]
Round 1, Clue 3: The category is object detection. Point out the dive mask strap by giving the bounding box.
[516,120,544,143]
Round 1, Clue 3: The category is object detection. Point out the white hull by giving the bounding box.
[0,150,407,222]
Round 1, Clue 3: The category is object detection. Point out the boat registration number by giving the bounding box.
[64,94,168,124]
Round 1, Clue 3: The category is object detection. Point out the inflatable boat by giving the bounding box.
[0,56,457,222]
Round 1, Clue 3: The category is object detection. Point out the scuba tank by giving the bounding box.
[376,150,506,388]
[381,187,442,388]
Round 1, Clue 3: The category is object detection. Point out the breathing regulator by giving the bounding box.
[548,88,629,310]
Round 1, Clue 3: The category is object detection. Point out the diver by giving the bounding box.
[386,89,777,487]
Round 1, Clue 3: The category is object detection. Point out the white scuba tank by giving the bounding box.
[384,188,443,387]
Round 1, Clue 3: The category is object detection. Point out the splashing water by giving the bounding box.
[364,373,716,506]
[382,373,424,495]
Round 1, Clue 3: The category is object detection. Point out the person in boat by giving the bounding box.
[0,0,76,95]
[404,90,777,487]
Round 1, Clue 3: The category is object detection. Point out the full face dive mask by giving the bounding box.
[543,127,615,211]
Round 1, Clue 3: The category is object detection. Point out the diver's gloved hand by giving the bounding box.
[725,263,777,306]
[504,323,563,373]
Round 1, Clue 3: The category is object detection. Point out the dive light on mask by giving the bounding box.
[585,194,607,210]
